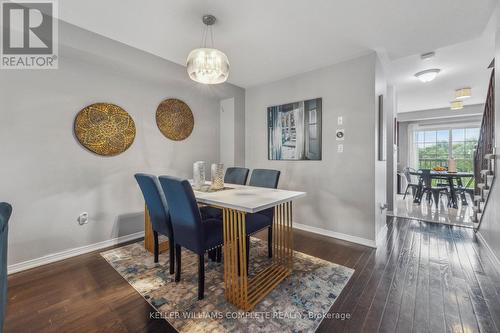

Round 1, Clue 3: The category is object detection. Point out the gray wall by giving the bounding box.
[398,104,484,122]
[478,16,500,262]
[0,21,245,267]
[245,53,385,245]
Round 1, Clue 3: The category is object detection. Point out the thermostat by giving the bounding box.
[336,129,345,141]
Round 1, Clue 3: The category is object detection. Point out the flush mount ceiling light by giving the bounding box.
[186,14,229,84]
[414,69,441,83]
[450,100,464,110]
[455,87,472,100]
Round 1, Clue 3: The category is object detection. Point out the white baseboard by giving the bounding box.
[476,231,500,270]
[293,223,377,248]
[8,231,144,275]
[376,222,389,246]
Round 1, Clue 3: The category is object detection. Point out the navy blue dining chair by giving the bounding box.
[0,202,12,333]
[245,169,281,269]
[159,176,224,300]
[224,167,250,185]
[134,174,175,274]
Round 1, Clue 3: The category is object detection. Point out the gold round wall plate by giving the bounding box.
[156,98,194,141]
[74,103,136,156]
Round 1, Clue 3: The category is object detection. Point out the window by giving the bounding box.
[413,127,479,172]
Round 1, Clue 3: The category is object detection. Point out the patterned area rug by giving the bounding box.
[101,238,353,333]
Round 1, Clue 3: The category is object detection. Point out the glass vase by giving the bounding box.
[193,161,206,189]
[211,163,224,190]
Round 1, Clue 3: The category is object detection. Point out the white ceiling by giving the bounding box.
[59,0,496,88]
[391,32,495,113]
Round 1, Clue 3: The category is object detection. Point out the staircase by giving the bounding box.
[472,68,495,227]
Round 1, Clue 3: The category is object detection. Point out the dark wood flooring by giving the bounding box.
[6,217,500,332]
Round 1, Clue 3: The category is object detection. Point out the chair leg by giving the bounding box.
[175,244,181,282]
[198,254,205,300]
[403,185,410,200]
[267,226,273,258]
[432,191,439,208]
[216,247,222,263]
[208,249,216,262]
[169,240,175,275]
[153,231,159,263]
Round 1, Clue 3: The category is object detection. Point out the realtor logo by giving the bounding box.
[1,0,58,69]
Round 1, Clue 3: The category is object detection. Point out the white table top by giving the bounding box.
[191,182,306,213]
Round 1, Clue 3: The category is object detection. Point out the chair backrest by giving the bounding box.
[403,167,417,184]
[134,174,173,238]
[0,202,12,333]
[249,169,281,189]
[224,167,249,185]
[158,176,204,254]
[420,169,433,188]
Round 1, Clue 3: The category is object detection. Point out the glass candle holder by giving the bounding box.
[211,163,224,190]
[193,161,206,189]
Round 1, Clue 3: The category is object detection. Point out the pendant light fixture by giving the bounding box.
[186,15,229,84]
[450,100,464,110]
[455,87,471,100]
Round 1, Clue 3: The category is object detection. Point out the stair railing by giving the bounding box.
[473,69,495,228]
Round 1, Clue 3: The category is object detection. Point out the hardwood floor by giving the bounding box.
[5,217,500,332]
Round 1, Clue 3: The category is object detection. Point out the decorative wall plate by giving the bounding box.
[74,103,136,156]
[156,98,194,141]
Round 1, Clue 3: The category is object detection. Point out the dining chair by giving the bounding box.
[224,167,250,185]
[244,169,281,270]
[457,176,474,206]
[134,174,175,274]
[420,169,449,208]
[0,202,12,333]
[402,167,420,200]
[158,176,224,300]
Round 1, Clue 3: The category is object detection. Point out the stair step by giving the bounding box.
[477,183,489,189]
[484,154,496,160]
[481,169,493,177]
[474,195,484,202]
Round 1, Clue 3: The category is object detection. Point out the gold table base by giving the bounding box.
[223,202,293,311]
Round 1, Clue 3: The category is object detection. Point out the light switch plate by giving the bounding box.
[337,116,343,125]
[337,144,344,153]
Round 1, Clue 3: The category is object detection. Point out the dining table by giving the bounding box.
[409,170,474,208]
[144,181,306,311]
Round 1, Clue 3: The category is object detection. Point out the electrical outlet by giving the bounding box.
[78,212,88,225]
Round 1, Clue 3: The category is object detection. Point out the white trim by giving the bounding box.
[293,223,376,248]
[376,221,389,246]
[7,231,144,275]
[476,231,500,270]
